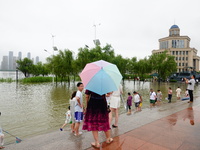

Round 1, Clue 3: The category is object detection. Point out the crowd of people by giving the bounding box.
[58,75,196,149]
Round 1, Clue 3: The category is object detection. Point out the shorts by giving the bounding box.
[150,99,155,104]
[135,102,140,107]
[65,119,72,124]
[110,96,120,108]
[75,112,83,122]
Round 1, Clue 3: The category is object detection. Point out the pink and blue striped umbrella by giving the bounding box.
[80,60,122,95]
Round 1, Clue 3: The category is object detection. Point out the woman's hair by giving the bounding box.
[169,87,171,89]
[71,91,77,99]
[128,92,131,95]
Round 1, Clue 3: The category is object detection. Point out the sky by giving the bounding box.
[0,0,200,63]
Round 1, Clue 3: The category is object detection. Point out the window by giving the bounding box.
[186,57,188,60]
[172,51,175,55]
[176,51,178,55]
[176,57,178,60]
[179,63,181,66]
[182,57,185,60]
[179,51,182,55]
[171,40,184,48]
[182,63,184,66]
[179,57,181,60]
[186,51,188,55]
[186,63,188,66]
[183,51,185,55]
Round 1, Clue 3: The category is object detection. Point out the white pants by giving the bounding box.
[0,134,4,146]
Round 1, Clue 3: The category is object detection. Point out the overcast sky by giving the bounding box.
[0,0,200,63]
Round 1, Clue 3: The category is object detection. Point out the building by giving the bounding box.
[1,56,8,70]
[18,52,22,60]
[9,51,13,70]
[152,25,200,72]
[35,56,39,64]
[27,52,31,59]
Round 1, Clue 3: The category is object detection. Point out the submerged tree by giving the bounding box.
[16,58,34,77]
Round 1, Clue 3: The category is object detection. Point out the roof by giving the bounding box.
[170,25,179,29]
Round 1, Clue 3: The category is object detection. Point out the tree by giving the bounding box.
[16,58,34,77]
[149,51,177,81]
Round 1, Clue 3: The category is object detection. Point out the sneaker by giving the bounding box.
[79,132,83,135]
[60,128,63,131]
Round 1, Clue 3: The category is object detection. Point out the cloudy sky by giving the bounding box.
[0,0,200,63]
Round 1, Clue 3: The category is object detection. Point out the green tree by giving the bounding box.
[149,51,177,81]
[16,58,34,77]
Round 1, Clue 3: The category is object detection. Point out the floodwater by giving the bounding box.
[0,71,199,145]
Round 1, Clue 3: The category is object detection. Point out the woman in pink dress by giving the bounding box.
[82,90,113,149]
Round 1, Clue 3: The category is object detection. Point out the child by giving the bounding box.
[60,106,71,131]
[149,89,156,108]
[70,91,77,133]
[126,93,132,115]
[74,82,84,136]
[157,90,162,106]
[176,87,182,100]
[168,87,173,103]
[138,93,143,111]
[133,91,140,112]
[0,113,5,149]
[185,89,189,97]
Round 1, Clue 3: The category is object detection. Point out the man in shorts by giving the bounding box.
[74,82,84,136]
[149,89,156,108]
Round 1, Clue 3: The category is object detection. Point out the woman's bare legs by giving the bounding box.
[91,131,100,147]
[114,108,119,126]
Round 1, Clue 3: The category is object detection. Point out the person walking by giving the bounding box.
[149,89,156,108]
[168,87,173,103]
[133,91,141,112]
[185,75,195,103]
[83,90,113,149]
[176,87,182,100]
[156,90,162,106]
[109,84,123,128]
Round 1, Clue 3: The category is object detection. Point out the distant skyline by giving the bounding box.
[0,0,200,63]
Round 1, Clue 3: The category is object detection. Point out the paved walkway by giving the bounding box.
[5,98,200,150]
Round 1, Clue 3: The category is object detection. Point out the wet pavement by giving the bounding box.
[5,98,200,150]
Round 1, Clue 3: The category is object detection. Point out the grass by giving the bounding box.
[0,78,15,82]
[22,77,53,83]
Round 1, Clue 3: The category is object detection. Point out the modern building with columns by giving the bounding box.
[152,25,200,72]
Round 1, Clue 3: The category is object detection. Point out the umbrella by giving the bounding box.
[80,60,122,95]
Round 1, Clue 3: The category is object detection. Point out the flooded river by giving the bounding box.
[0,71,199,145]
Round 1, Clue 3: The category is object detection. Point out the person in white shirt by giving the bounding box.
[176,87,182,100]
[185,75,195,103]
[74,82,84,136]
[133,91,141,112]
[60,106,71,131]
[149,89,156,108]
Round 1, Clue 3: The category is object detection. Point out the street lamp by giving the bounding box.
[93,23,101,46]
[44,47,58,84]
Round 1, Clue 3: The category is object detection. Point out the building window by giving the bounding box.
[179,63,181,66]
[179,51,182,55]
[182,57,185,60]
[176,57,178,60]
[186,51,188,55]
[176,51,178,55]
[172,40,184,48]
[186,63,188,66]
[182,63,184,66]
[186,57,188,60]
[172,51,175,55]
[179,57,181,60]
[183,51,185,55]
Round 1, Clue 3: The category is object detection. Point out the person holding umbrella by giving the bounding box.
[80,60,122,148]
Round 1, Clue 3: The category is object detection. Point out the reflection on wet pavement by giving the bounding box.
[88,104,200,150]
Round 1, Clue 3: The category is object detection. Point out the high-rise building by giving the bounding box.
[27,52,31,59]
[35,56,39,64]
[1,56,9,70]
[9,51,13,70]
[32,58,34,64]
[13,56,17,70]
[152,25,200,72]
[18,52,22,60]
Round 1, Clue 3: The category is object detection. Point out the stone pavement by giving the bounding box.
[5,98,200,150]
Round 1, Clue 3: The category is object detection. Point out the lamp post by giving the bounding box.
[44,35,58,84]
[93,23,101,46]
